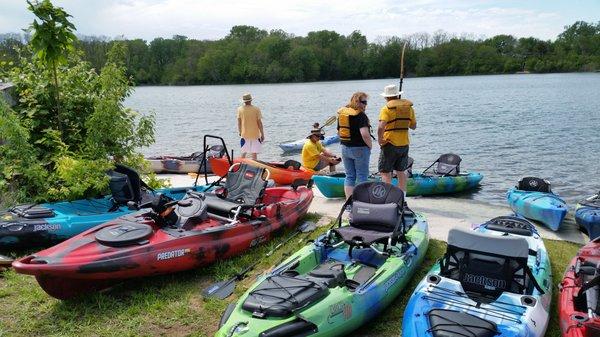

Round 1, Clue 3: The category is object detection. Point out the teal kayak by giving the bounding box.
[313,172,483,198]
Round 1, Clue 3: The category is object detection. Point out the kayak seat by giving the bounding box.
[108,164,154,206]
[517,177,552,193]
[428,309,498,337]
[95,222,153,247]
[304,261,346,288]
[441,228,531,301]
[204,163,268,216]
[333,182,405,249]
[283,159,302,170]
[433,153,461,176]
[242,275,328,318]
[484,216,534,236]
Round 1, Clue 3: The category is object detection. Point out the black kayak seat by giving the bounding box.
[334,182,404,246]
[484,216,534,237]
[108,164,154,205]
[95,222,153,247]
[204,163,268,216]
[242,275,328,318]
[283,159,302,170]
[517,177,552,193]
[428,309,498,337]
[433,153,461,176]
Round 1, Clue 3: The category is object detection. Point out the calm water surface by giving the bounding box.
[126,73,600,207]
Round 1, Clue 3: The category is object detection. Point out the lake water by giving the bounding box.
[126,73,600,207]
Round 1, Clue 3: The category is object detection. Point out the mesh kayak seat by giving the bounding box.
[242,275,328,318]
[517,177,552,193]
[204,163,268,216]
[428,309,498,337]
[9,205,55,219]
[441,228,532,301]
[333,182,405,250]
[108,164,154,206]
[483,216,535,237]
[433,153,462,176]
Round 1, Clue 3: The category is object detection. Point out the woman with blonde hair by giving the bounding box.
[336,92,373,199]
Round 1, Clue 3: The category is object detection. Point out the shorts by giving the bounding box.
[378,144,409,173]
[312,158,328,171]
[240,138,262,154]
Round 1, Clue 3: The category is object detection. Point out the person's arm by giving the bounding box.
[237,118,242,136]
[377,120,387,145]
[360,127,372,149]
[409,107,417,130]
[258,119,265,142]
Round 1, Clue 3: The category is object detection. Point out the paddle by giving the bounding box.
[318,115,337,131]
[399,42,407,97]
[201,221,317,299]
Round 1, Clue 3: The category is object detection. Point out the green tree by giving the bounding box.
[26,0,77,135]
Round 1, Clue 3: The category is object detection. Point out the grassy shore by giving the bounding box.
[0,214,582,336]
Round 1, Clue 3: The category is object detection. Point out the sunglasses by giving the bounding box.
[360,100,368,105]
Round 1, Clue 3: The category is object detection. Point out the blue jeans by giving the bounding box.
[341,145,371,187]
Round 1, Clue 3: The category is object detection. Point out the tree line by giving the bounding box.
[1,21,599,86]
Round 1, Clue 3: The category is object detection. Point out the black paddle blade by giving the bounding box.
[202,278,236,300]
[0,254,13,268]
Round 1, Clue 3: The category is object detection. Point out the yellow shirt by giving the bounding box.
[379,99,416,146]
[237,105,263,139]
[301,140,324,169]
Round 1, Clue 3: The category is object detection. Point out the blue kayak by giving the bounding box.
[0,185,210,248]
[506,188,567,231]
[278,134,339,152]
[403,216,552,337]
[575,193,600,240]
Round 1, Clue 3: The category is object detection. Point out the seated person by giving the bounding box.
[302,129,341,172]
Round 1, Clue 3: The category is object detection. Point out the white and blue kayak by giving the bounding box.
[402,216,552,337]
[278,134,339,152]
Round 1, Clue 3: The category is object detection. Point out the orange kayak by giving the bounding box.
[209,157,314,185]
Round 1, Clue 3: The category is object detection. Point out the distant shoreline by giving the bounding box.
[131,71,599,87]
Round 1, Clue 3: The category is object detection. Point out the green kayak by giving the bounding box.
[313,172,483,198]
[216,182,429,337]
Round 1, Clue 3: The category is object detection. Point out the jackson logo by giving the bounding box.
[529,180,538,187]
[463,273,506,290]
[156,248,191,261]
[356,207,370,215]
[371,184,386,199]
[33,224,61,232]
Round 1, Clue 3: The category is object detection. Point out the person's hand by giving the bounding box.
[379,139,388,147]
[259,135,265,143]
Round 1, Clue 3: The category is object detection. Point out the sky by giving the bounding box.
[1,0,598,42]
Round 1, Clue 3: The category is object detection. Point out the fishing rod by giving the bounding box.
[399,42,407,98]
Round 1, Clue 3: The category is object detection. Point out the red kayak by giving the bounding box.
[559,237,600,337]
[209,157,314,186]
[13,164,314,300]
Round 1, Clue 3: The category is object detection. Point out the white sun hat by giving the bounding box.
[380,84,403,97]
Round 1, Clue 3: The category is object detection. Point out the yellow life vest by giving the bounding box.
[336,107,360,142]
[383,99,413,132]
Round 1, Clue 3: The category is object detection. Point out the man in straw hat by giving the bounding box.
[377,84,416,196]
[237,93,265,159]
[302,128,341,172]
